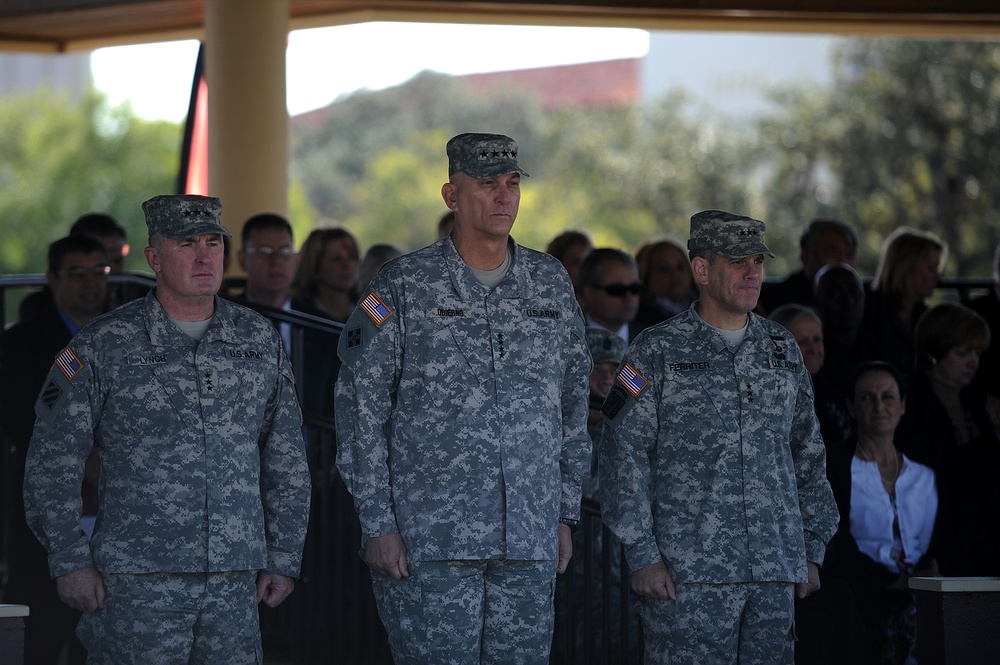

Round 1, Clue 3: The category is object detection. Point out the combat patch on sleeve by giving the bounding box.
[35,369,74,426]
[359,292,393,326]
[601,384,636,429]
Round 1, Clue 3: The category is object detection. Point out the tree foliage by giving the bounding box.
[290,38,1000,280]
[3,38,999,290]
[0,89,179,275]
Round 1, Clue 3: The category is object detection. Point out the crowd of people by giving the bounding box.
[1,130,999,665]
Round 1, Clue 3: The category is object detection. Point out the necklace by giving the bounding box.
[857,443,900,493]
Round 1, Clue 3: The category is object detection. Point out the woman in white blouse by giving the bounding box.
[822,360,939,665]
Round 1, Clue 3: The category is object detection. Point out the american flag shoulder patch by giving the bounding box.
[617,363,649,397]
[360,292,393,326]
[55,347,83,381]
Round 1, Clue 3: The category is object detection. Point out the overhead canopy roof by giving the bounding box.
[2,0,1000,53]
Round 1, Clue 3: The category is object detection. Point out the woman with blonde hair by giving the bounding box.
[857,227,946,380]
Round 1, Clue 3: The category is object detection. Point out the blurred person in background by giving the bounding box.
[759,218,859,316]
[291,226,361,323]
[896,302,991,472]
[579,248,642,345]
[857,227,946,382]
[357,243,404,297]
[2,234,110,665]
[935,377,1000,577]
[546,229,593,308]
[633,237,697,332]
[769,304,852,447]
[20,212,131,320]
[813,262,866,409]
[236,213,301,355]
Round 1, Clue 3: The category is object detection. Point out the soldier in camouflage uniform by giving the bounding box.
[335,133,592,664]
[23,194,311,664]
[599,210,839,665]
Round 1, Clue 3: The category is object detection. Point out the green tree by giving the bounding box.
[0,89,179,275]
[759,39,1000,277]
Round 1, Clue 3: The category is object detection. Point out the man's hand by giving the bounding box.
[796,562,821,599]
[257,572,295,608]
[556,523,573,574]
[365,533,409,580]
[631,561,676,601]
[56,567,105,612]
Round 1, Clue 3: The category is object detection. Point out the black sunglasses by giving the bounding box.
[592,282,643,297]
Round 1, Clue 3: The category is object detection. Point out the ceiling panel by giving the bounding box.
[1,0,998,52]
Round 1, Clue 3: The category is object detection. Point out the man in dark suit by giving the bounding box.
[579,247,643,344]
[758,218,858,316]
[1,234,109,664]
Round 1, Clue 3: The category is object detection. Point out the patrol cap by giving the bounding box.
[586,327,626,365]
[447,133,529,179]
[687,209,774,259]
[141,194,233,240]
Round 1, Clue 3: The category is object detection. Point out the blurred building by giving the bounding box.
[0,51,90,100]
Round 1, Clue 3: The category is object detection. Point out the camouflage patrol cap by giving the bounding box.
[687,209,774,259]
[447,133,530,179]
[141,194,233,240]
[586,327,626,365]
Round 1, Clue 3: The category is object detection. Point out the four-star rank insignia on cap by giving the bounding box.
[617,363,649,397]
[359,292,392,326]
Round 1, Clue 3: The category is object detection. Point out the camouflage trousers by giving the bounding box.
[371,559,556,665]
[77,570,262,664]
[637,581,795,665]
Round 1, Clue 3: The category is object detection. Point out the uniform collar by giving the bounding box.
[142,289,239,347]
[684,304,769,354]
[442,235,530,300]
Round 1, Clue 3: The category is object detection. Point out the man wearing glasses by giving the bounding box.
[1,234,110,664]
[236,212,301,355]
[580,247,643,344]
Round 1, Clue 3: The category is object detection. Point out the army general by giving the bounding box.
[335,133,592,664]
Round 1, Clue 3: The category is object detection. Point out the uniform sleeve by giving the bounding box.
[23,344,100,578]
[790,362,840,565]
[258,342,312,578]
[334,278,402,541]
[598,344,663,573]
[559,308,593,524]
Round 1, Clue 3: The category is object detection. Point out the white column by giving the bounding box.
[205,0,289,251]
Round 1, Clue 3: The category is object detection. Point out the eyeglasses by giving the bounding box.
[592,282,643,297]
[244,246,297,260]
[63,265,111,281]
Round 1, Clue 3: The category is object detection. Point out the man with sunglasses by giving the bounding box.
[580,248,643,344]
[335,133,591,664]
[599,210,838,665]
